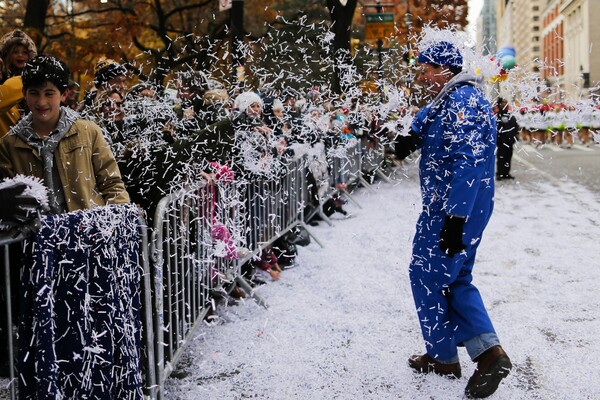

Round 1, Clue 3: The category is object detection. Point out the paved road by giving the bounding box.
[512,140,600,195]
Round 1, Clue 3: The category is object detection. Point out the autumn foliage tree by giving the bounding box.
[392,0,469,45]
[0,0,469,94]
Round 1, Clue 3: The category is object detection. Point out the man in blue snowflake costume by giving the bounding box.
[406,40,512,399]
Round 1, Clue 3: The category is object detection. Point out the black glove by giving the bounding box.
[439,215,467,257]
[394,128,421,160]
[0,183,43,227]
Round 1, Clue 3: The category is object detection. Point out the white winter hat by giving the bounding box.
[272,98,284,111]
[234,91,263,113]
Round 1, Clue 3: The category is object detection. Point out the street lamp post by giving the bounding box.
[401,0,412,62]
[363,1,394,80]
[404,1,412,37]
[231,0,244,89]
[376,0,383,78]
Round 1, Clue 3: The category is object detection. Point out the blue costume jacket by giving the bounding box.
[411,73,496,218]
[409,72,498,362]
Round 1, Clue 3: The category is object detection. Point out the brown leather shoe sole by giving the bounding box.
[408,354,462,378]
[465,347,512,398]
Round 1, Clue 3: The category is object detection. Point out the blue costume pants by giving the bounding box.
[409,210,497,363]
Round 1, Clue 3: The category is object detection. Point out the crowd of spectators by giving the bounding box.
[2,50,394,225]
[0,29,403,393]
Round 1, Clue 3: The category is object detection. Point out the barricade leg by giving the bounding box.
[2,244,17,400]
[235,275,269,309]
[296,220,325,248]
[338,188,362,209]
[375,168,393,183]
[139,219,158,399]
[357,175,376,193]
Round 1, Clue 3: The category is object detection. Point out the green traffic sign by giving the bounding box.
[366,13,395,24]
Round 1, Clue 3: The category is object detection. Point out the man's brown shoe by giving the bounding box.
[408,354,462,378]
[465,346,512,398]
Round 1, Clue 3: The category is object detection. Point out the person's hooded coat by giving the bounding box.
[411,71,497,221]
[0,76,23,138]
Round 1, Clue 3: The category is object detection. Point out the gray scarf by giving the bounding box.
[13,107,80,213]
[428,71,485,112]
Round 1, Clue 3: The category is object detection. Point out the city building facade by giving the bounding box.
[481,0,600,102]
[560,0,600,100]
[476,0,497,56]
[496,0,543,74]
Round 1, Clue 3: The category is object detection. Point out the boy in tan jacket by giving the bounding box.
[0,55,129,213]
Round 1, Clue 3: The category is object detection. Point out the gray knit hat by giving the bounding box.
[0,29,37,59]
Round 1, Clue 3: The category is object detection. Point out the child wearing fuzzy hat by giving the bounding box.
[93,58,128,90]
[0,29,37,79]
[0,29,37,138]
[232,91,271,136]
[233,91,263,118]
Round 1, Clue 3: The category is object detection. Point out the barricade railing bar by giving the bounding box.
[150,182,223,396]
[139,217,159,399]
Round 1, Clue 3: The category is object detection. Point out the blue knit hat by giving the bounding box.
[417,41,463,69]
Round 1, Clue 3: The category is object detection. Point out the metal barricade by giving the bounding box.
[327,140,369,211]
[240,157,312,255]
[149,157,323,396]
[360,138,393,184]
[301,140,367,226]
[304,137,392,228]
[150,180,242,399]
[239,158,315,255]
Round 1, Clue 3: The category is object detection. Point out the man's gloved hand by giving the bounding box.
[0,183,44,227]
[394,128,421,160]
[439,215,467,257]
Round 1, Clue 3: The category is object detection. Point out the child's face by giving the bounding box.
[247,102,262,118]
[6,45,30,71]
[273,108,284,120]
[24,81,66,135]
[104,74,127,92]
[101,92,124,121]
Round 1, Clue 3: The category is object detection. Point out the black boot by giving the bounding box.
[465,346,512,398]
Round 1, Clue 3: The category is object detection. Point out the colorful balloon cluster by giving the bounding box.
[497,46,516,70]
[488,46,517,83]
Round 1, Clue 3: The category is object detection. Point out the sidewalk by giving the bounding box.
[163,160,599,399]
